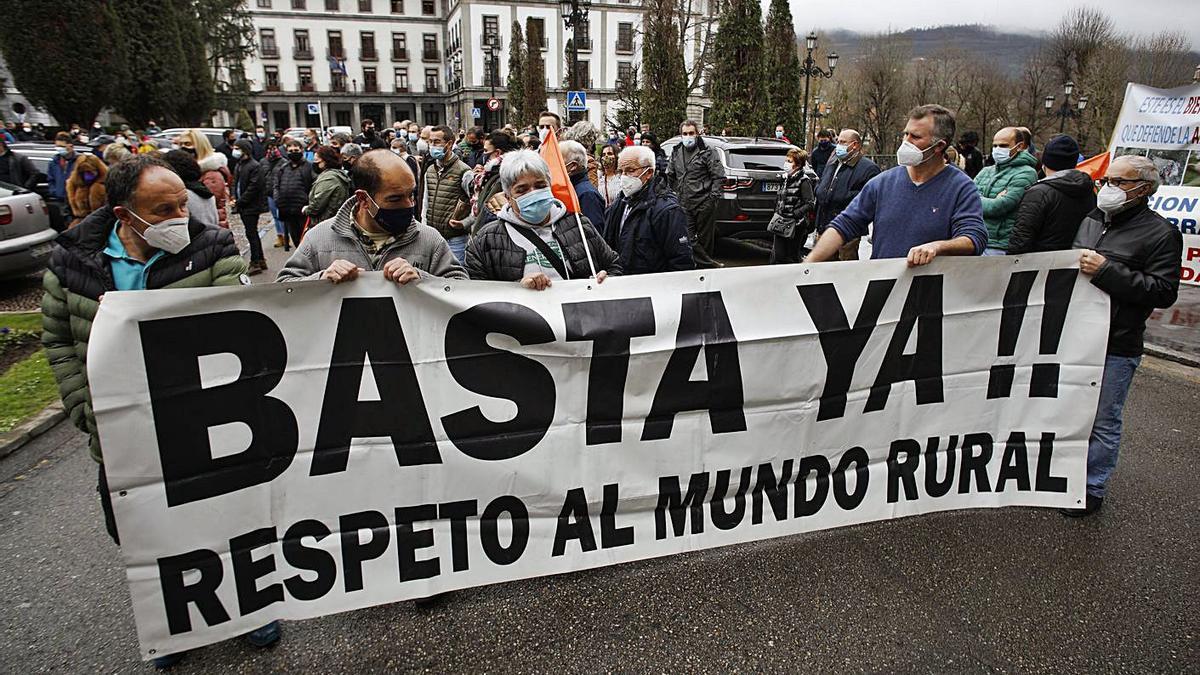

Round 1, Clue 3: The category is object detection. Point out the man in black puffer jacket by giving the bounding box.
[604,146,695,275]
[233,139,270,273]
[1009,135,1096,254]
[1063,155,1182,518]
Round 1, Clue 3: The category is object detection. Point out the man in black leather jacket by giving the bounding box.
[1064,155,1182,517]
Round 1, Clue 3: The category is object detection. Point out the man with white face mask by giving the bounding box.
[807,104,987,266]
[1063,155,1182,517]
[39,152,269,666]
[601,145,694,274]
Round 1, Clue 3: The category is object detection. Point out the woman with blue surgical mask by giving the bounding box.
[462,149,621,289]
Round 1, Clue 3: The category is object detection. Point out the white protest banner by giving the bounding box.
[87,252,1109,660]
[1107,82,1200,284]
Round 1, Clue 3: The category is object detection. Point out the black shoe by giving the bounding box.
[1059,494,1103,517]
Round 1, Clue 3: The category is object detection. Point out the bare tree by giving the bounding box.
[1129,31,1195,88]
[1014,47,1057,145]
[842,33,912,154]
[672,0,718,100]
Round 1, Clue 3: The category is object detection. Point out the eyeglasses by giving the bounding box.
[1095,177,1145,188]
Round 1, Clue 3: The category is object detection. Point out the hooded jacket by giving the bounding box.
[465,200,620,282]
[666,137,725,214]
[601,179,695,275]
[973,149,1039,249]
[197,152,230,228]
[276,196,467,281]
[1008,169,1097,254]
[306,167,352,225]
[423,152,470,239]
[41,206,247,463]
[1073,201,1182,357]
[65,154,108,220]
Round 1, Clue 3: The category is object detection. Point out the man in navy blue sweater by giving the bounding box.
[806,104,987,266]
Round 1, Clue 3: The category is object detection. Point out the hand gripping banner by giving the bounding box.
[87,251,1109,659]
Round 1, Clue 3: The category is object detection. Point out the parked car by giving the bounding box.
[148,127,229,149]
[0,180,56,279]
[658,136,796,240]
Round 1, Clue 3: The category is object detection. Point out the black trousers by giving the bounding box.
[770,233,802,264]
[281,211,307,248]
[240,210,266,262]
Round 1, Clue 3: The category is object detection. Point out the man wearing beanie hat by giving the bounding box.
[1007,134,1097,254]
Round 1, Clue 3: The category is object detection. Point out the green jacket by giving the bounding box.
[974,150,1039,249]
[41,206,248,463]
[423,153,469,239]
[306,167,352,225]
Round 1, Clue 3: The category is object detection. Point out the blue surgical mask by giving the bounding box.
[408,132,418,141]
[774,130,784,139]
[834,143,849,159]
[681,136,696,148]
[992,146,1011,163]
[515,187,554,225]
[430,146,446,160]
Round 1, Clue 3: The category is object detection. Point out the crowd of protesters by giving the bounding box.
[19,100,1182,667]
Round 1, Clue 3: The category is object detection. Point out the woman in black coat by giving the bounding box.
[770,148,817,264]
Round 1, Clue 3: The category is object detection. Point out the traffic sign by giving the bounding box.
[487,98,501,112]
[566,90,587,112]
[306,103,320,114]
[471,107,482,119]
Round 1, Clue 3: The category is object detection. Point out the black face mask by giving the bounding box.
[288,151,303,162]
[182,147,197,156]
[369,196,414,236]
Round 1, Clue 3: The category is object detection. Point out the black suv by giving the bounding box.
[659,136,795,239]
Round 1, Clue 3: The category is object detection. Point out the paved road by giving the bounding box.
[0,356,1196,672]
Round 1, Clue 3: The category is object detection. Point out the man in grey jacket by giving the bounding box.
[276,149,466,283]
[666,120,724,268]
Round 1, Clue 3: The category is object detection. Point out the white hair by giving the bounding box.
[559,140,587,170]
[1114,155,1161,193]
[500,149,551,192]
[340,143,363,158]
[562,120,598,149]
[621,145,655,169]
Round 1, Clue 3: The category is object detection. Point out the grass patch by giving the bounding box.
[0,311,42,334]
[0,351,59,433]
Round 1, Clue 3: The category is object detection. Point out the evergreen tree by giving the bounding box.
[111,0,190,127]
[762,0,802,139]
[506,21,526,127]
[174,0,216,126]
[523,17,547,127]
[708,0,767,136]
[0,0,126,126]
[195,0,257,113]
[640,0,688,135]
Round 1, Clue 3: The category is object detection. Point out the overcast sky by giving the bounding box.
[783,0,1200,50]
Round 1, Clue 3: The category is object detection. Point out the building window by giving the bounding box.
[259,29,278,58]
[529,18,547,49]
[360,32,377,60]
[328,30,343,58]
[390,0,403,12]
[617,61,632,85]
[358,0,372,11]
[575,21,591,51]
[483,53,499,86]
[391,32,408,60]
[483,15,499,45]
[264,66,280,91]
[363,67,378,92]
[257,0,272,7]
[421,0,434,15]
[331,71,347,92]
[294,29,312,59]
[577,60,590,88]
[422,34,438,61]
[324,0,338,10]
[291,0,306,8]
[425,68,439,92]
[394,68,409,92]
[298,66,314,91]
[616,23,633,53]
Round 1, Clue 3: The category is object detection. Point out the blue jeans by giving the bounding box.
[983,247,1007,256]
[268,196,284,236]
[1086,355,1141,498]
[447,234,468,264]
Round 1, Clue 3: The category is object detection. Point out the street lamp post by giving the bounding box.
[560,0,591,123]
[799,32,837,148]
[1044,80,1089,137]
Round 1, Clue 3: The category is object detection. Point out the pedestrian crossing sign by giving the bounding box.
[471,107,482,118]
[566,90,587,111]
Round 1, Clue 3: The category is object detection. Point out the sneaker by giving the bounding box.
[1059,494,1103,518]
[246,620,282,648]
[152,651,187,669]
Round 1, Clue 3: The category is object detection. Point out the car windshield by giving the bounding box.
[726,148,790,171]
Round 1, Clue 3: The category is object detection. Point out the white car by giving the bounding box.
[0,180,56,279]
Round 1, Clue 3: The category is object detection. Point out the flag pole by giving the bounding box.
[574,211,598,279]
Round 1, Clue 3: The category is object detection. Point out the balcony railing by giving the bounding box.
[294,47,314,60]
[331,80,347,92]
[615,41,633,54]
[422,48,440,62]
[299,82,315,92]
[575,38,592,52]
[260,46,280,59]
[425,83,440,93]
[392,47,409,61]
[265,83,281,92]
[327,47,345,59]
[396,84,410,93]
[564,78,593,89]
[361,47,378,61]
[363,81,379,93]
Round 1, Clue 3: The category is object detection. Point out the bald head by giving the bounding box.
[992,127,1026,154]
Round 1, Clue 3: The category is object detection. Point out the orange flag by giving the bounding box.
[1076,151,1110,181]
[539,130,581,214]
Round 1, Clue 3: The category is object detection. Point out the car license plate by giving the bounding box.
[761,182,781,193]
[31,243,53,259]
